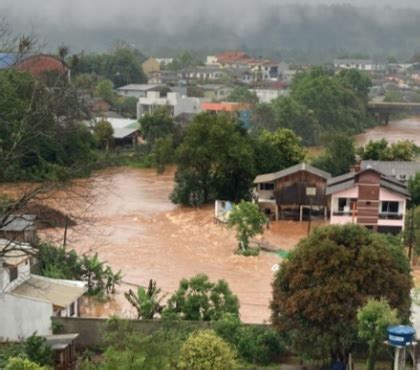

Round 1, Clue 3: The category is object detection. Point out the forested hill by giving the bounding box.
[3,4,420,63]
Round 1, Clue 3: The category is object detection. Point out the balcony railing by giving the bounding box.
[379,213,403,220]
[333,211,357,217]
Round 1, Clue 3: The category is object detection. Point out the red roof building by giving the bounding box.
[15,54,69,80]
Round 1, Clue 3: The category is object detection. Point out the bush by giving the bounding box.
[5,357,47,370]
[24,334,52,367]
[163,274,240,321]
[178,330,236,370]
[214,315,284,366]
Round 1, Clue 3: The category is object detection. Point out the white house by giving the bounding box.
[137,91,208,118]
[334,59,384,72]
[0,240,86,341]
[250,87,289,103]
[155,58,173,66]
[116,84,163,98]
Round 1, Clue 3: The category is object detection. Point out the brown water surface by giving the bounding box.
[40,167,318,323]
[356,116,420,146]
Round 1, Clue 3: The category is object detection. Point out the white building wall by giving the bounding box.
[0,261,31,293]
[0,294,52,341]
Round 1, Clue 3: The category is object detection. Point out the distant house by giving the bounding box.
[137,91,206,118]
[91,117,140,147]
[116,84,164,98]
[250,82,289,103]
[360,161,420,183]
[0,215,37,244]
[155,58,174,67]
[142,57,161,75]
[15,54,70,81]
[253,163,331,221]
[199,84,233,100]
[327,168,410,234]
[88,97,111,114]
[148,70,180,85]
[334,58,384,72]
[0,240,86,340]
[179,66,227,81]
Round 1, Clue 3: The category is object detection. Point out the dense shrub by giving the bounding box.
[178,330,236,370]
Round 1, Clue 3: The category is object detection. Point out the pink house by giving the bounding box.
[326,169,410,234]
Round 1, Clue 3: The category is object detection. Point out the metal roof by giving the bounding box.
[361,160,420,182]
[113,128,139,139]
[44,334,79,350]
[11,275,87,309]
[326,169,410,198]
[0,52,18,69]
[254,163,331,184]
[117,84,161,91]
[0,215,36,232]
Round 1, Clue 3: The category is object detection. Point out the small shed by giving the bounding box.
[44,334,79,370]
[113,128,139,147]
[0,215,37,243]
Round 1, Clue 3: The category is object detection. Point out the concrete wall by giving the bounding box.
[0,294,52,341]
[52,317,213,348]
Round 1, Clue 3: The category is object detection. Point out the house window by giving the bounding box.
[338,198,347,211]
[9,267,18,282]
[381,201,399,214]
[260,183,274,191]
[69,302,75,317]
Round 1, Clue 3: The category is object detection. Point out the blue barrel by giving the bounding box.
[387,325,416,347]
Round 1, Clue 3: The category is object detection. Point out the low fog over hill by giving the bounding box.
[1,0,420,62]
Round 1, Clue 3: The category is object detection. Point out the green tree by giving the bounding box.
[5,358,46,370]
[171,113,255,205]
[93,120,114,150]
[338,69,372,101]
[270,97,320,146]
[178,330,236,370]
[214,314,284,366]
[311,134,355,176]
[153,135,174,174]
[254,128,306,174]
[113,96,138,118]
[164,274,239,321]
[226,87,258,104]
[272,224,412,364]
[357,298,398,370]
[124,279,165,319]
[359,139,417,161]
[409,173,420,206]
[227,201,267,254]
[95,79,114,104]
[139,108,174,147]
[291,67,369,137]
[251,103,278,132]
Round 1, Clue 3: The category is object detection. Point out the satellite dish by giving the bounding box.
[271,264,279,272]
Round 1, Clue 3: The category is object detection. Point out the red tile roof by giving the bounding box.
[16,55,68,78]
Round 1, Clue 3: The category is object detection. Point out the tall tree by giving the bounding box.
[139,107,175,147]
[171,113,255,205]
[272,224,412,366]
[227,87,258,104]
[254,128,306,174]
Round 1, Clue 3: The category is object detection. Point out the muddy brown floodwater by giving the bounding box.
[355,116,420,146]
[42,168,318,323]
[39,117,420,323]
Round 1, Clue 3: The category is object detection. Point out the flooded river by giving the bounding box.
[356,116,420,146]
[43,168,314,323]
[36,116,420,323]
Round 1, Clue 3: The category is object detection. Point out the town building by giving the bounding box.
[199,84,233,100]
[360,161,420,183]
[179,66,228,82]
[327,168,410,234]
[91,118,140,148]
[15,54,70,81]
[250,83,289,103]
[116,84,164,98]
[334,58,385,72]
[137,91,206,118]
[253,163,332,221]
[142,57,161,75]
[155,58,174,67]
[0,240,86,341]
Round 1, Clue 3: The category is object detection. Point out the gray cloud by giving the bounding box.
[1,0,420,60]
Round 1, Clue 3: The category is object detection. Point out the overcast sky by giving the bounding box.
[1,0,419,53]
